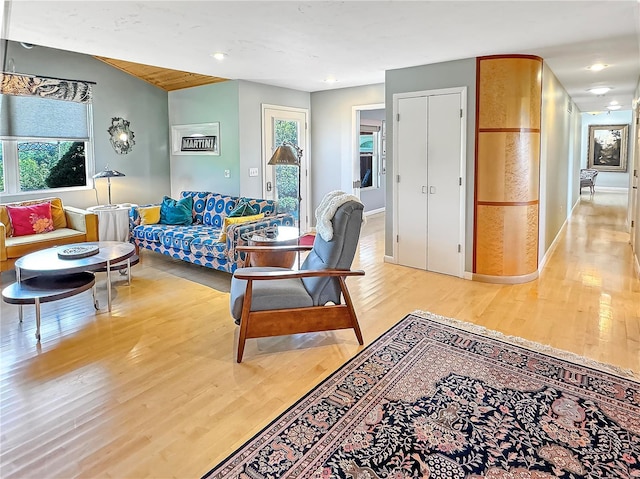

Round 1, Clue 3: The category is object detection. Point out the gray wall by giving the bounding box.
[237,80,310,199]
[385,59,477,268]
[0,41,170,208]
[539,64,580,257]
[632,79,640,276]
[579,110,632,188]
[309,84,385,216]
[168,81,240,197]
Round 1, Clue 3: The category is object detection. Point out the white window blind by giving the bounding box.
[0,94,90,140]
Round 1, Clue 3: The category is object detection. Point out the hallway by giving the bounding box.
[352,189,639,375]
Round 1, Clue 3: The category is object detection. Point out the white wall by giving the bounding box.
[309,84,385,215]
[580,110,633,188]
[631,79,640,276]
[539,64,580,256]
[237,81,310,200]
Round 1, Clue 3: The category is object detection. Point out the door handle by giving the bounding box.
[430,186,436,194]
[422,186,427,194]
[266,181,272,192]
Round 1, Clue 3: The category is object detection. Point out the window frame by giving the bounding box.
[0,106,95,196]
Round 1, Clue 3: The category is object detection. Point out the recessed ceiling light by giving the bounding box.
[609,100,619,106]
[211,52,227,61]
[607,105,621,110]
[324,77,338,83]
[587,63,608,72]
[587,111,603,115]
[588,87,610,95]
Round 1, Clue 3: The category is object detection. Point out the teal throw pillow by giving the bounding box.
[228,200,258,218]
[160,196,193,225]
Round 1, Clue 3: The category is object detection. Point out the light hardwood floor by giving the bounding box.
[1,190,638,478]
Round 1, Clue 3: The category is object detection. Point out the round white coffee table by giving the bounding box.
[14,241,136,313]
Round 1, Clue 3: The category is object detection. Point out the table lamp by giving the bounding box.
[93,166,125,205]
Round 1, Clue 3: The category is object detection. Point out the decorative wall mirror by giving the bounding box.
[108,117,135,154]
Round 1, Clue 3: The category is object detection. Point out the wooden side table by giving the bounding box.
[243,226,300,268]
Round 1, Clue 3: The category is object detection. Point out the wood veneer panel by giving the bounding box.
[475,204,538,276]
[476,131,540,202]
[94,56,228,91]
[478,57,542,130]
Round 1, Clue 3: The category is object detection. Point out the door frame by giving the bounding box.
[351,103,385,199]
[261,104,310,232]
[391,87,467,277]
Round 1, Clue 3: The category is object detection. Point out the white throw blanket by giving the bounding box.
[315,190,364,241]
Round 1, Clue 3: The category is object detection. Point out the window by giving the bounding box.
[0,73,94,195]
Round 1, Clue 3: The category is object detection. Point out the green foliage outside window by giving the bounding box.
[16,141,86,191]
[46,142,86,187]
[274,120,300,219]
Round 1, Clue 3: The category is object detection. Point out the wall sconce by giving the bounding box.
[108,117,135,154]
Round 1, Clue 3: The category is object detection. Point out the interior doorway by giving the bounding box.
[352,103,386,215]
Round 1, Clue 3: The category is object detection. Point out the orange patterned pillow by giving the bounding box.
[6,202,55,236]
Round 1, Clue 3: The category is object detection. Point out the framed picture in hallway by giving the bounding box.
[587,124,628,172]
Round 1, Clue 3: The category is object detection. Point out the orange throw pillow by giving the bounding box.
[6,202,55,236]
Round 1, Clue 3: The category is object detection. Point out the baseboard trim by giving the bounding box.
[383,255,395,264]
[364,207,385,217]
[539,200,577,272]
[472,271,539,284]
[587,186,629,193]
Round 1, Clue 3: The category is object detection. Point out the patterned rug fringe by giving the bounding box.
[411,310,639,381]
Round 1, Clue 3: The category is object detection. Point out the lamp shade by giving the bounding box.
[268,144,301,166]
[93,168,125,179]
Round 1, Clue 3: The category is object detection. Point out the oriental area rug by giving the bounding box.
[203,311,640,479]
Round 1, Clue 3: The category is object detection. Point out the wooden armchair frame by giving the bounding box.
[234,244,364,362]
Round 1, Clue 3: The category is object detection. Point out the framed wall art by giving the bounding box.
[171,122,220,155]
[587,124,628,172]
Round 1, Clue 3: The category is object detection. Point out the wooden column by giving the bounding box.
[473,55,542,283]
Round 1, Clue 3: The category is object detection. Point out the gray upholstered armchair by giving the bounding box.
[229,195,365,362]
[580,168,598,195]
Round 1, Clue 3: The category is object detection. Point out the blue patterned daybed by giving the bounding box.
[129,191,294,273]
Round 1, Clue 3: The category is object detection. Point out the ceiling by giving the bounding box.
[2,1,639,112]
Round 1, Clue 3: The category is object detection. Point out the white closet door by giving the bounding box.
[395,91,463,277]
[427,93,462,276]
[397,96,428,270]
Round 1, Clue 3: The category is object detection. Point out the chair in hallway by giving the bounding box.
[580,168,599,195]
[229,193,365,362]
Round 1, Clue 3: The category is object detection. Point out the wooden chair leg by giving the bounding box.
[339,277,363,345]
[236,280,254,363]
